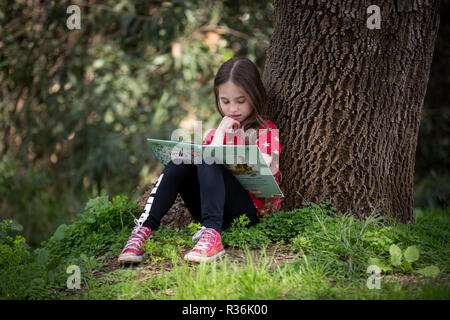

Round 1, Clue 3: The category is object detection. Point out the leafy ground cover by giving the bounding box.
[1,196,449,300]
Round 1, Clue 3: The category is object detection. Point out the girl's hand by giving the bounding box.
[261,152,279,176]
[218,116,240,133]
[210,116,241,146]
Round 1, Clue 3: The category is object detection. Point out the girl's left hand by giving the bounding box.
[261,153,279,176]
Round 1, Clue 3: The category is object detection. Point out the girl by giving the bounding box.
[118,57,283,264]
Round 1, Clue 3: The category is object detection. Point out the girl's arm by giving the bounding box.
[258,121,281,177]
[210,128,226,146]
[210,117,240,146]
[261,152,279,176]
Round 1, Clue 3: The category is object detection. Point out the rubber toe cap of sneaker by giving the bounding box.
[118,253,143,263]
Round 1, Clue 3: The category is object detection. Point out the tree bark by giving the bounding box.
[263,0,440,223]
[137,183,194,228]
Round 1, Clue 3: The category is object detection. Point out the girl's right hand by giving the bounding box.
[218,116,240,133]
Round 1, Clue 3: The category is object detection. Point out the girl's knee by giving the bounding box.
[197,160,223,172]
[165,161,195,178]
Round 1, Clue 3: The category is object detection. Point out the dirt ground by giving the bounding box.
[94,243,303,280]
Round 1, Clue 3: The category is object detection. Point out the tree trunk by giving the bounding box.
[137,183,194,228]
[263,0,440,223]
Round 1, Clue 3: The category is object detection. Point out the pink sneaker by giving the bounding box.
[184,226,225,263]
[118,222,151,263]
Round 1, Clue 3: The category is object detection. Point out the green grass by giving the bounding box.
[74,245,449,300]
[1,196,449,300]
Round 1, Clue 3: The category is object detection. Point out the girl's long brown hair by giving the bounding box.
[213,57,270,133]
[213,57,283,186]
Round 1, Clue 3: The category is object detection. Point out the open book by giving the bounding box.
[147,138,283,198]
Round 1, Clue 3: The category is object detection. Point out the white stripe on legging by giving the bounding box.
[137,173,164,224]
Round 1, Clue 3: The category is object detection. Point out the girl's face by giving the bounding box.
[217,81,253,122]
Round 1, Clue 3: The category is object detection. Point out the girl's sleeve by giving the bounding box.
[258,120,283,217]
[203,129,216,145]
[257,121,281,155]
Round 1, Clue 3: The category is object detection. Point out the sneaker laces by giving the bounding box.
[191,226,216,252]
[123,219,149,251]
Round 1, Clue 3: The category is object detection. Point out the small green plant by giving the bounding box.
[290,235,313,254]
[186,222,201,235]
[79,253,103,299]
[143,239,180,264]
[0,219,66,299]
[142,223,202,265]
[257,201,338,243]
[369,244,441,277]
[222,214,270,249]
[0,220,30,298]
[42,195,138,260]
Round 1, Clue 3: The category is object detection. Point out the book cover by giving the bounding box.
[147,138,283,198]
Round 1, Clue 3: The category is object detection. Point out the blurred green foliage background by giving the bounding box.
[0,0,448,247]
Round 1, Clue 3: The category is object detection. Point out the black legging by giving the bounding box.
[138,159,260,233]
